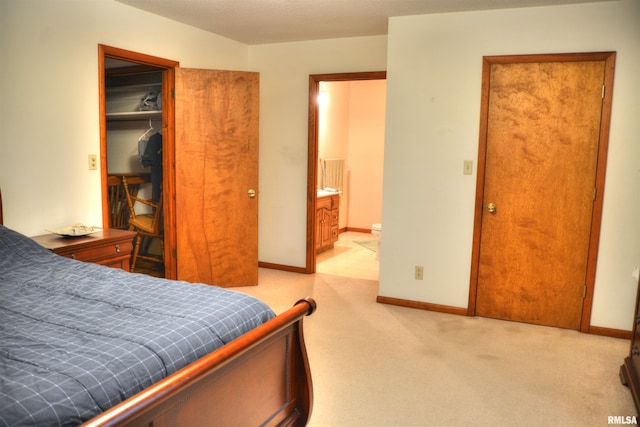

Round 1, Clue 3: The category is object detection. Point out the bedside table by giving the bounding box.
[31,229,136,271]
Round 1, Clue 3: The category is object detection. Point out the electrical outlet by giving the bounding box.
[415,265,424,280]
[88,154,97,170]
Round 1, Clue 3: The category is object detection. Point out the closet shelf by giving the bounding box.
[106,82,162,93]
[106,111,162,121]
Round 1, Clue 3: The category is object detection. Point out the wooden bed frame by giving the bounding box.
[83,298,316,427]
[0,189,316,426]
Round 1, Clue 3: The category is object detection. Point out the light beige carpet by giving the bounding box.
[232,268,636,426]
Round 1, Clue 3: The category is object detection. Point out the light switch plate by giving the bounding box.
[463,160,473,175]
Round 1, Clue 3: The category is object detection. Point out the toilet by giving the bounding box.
[372,224,382,260]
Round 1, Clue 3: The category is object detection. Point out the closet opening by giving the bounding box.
[98,45,178,279]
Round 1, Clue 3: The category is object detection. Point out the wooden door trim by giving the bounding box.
[98,44,179,279]
[305,71,386,273]
[467,52,616,333]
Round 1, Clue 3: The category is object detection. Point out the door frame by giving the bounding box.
[467,52,616,333]
[305,71,386,273]
[98,44,179,279]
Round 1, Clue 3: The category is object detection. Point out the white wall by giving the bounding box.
[380,0,640,331]
[318,81,350,230]
[249,37,387,267]
[318,81,350,188]
[0,0,248,236]
[347,80,385,230]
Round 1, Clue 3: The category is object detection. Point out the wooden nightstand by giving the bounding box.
[31,229,136,271]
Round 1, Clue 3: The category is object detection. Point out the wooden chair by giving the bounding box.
[122,176,164,273]
[107,176,127,229]
[108,175,149,229]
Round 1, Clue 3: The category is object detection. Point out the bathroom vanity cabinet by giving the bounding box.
[316,194,340,252]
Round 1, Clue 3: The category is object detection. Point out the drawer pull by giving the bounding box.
[71,254,76,260]
[115,245,120,253]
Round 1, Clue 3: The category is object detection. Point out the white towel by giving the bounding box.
[322,158,345,191]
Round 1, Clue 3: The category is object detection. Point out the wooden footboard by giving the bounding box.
[83,298,317,427]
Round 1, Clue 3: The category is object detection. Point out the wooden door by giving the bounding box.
[473,56,611,330]
[175,69,259,287]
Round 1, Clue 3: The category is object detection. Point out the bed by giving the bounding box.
[0,206,315,426]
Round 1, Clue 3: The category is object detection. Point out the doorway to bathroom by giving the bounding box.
[306,72,386,278]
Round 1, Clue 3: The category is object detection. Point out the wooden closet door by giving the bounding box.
[175,69,259,287]
[475,59,606,329]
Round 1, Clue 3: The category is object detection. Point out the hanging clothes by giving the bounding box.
[145,132,163,203]
[138,134,155,168]
[138,120,156,167]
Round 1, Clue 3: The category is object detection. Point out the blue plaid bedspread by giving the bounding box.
[0,225,274,426]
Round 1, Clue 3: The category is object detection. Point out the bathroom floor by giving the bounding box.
[316,231,380,281]
[135,231,379,281]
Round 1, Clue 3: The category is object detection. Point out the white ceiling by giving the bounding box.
[115,0,615,45]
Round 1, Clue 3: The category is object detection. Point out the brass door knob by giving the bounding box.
[487,202,496,214]
[248,189,256,198]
